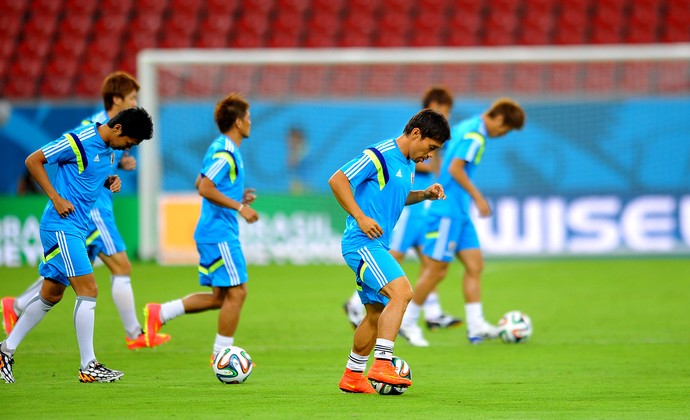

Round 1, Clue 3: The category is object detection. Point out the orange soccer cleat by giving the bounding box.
[144,303,164,348]
[366,359,412,387]
[339,368,376,394]
[1,297,18,336]
[126,332,171,350]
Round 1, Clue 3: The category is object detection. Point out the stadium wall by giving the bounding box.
[1,98,689,266]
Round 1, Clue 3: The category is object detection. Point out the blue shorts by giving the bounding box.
[343,243,406,306]
[422,216,480,262]
[389,206,428,253]
[38,230,93,286]
[86,208,127,260]
[197,242,247,288]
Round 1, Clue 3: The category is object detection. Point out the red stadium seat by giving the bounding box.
[160,32,195,49]
[277,0,310,13]
[0,15,23,57]
[446,8,483,46]
[93,13,129,36]
[267,10,305,47]
[31,0,64,14]
[165,10,200,36]
[242,0,276,14]
[130,13,164,37]
[417,0,449,13]
[196,32,229,48]
[16,36,53,62]
[23,12,59,39]
[6,58,43,98]
[100,0,134,14]
[52,35,88,60]
[40,57,79,98]
[58,13,94,38]
[207,0,240,15]
[138,0,169,13]
[0,0,28,15]
[64,0,98,14]
[409,30,444,47]
[169,0,203,15]
[312,0,346,14]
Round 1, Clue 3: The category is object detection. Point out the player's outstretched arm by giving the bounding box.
[25,149,74,217]
[328,170,382,239]
[197,176,258,223]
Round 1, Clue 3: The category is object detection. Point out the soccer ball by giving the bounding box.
[212,346,253,384]
[498,311,533,343]
[368,357,411,395]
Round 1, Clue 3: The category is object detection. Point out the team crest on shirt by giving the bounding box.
[411,173,415,184]
[110,153,115,165]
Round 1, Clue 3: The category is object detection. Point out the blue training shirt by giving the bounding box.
[194,135,245,244]
[428,115,487,219]
[40,123,115,236]
[76,110,125,215]
[339,139,416,254]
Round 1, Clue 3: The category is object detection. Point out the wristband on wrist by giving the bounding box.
[238,204,244,212]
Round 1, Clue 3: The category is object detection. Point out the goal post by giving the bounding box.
[137,44,690,262]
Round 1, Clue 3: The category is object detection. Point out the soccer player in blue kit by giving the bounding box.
[1,71,169,350]
[0,107,154,384]
[144,93,258,359]
[331,109,450,394]
[401,98,525,345]
[344,86,462,347]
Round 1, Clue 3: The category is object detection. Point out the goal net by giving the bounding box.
[137,45,690,264]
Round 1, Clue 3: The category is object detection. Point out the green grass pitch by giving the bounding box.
[2,258,689,419]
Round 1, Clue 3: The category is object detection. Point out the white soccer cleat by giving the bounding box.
[78,360,124,383]
[398,324,429,347]
[467,322,501,344]
[0,346,14,384]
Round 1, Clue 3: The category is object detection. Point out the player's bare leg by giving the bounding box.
[366,277,412,387]
[458,249,498,343]
[339,304,381,394]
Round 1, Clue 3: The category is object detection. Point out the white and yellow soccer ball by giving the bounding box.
[498,311,533,343]
[212,346,253,384]
[368,356,411,395]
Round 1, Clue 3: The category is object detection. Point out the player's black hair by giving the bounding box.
[108,107,154,141]
[404,108,451,143]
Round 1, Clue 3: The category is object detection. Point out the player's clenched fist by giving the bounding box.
[424,183,445,200]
